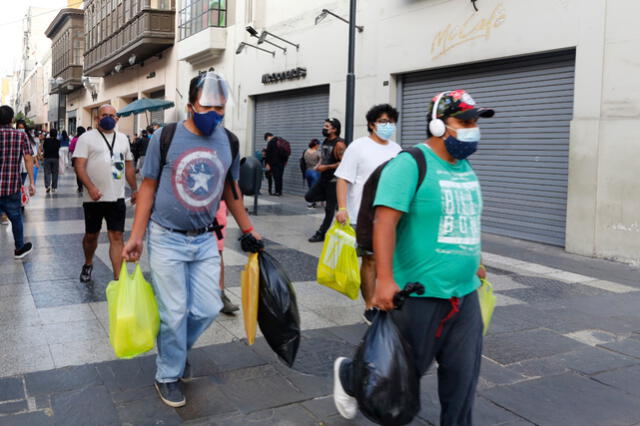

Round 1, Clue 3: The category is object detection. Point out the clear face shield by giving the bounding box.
[197,71,233,109]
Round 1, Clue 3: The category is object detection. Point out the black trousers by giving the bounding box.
[305,179,337,236]
[340,291,483,426]
[271,163,285,195]
[265,170,273,194]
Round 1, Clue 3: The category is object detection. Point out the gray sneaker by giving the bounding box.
[155,380,186,408]
[220,291,239,315]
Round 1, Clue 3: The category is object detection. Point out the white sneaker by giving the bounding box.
[333,357,357,419]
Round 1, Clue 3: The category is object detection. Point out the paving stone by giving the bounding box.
[204,403,319,425]
[195,340,267,373]
[41,319,106,345]
[29,278,110,309]
[599,338,640,359]
[593,365,640,398]
[499,279,609,304]
[0,344,54,377]
[50,384,119,426]
[484,305,544,335]
[0,411,53,426]
[37,304,97,324]
[510,346,639,377]
[483,329,587,364]
[325,323,368,344]
[301,395,338,419]
[0,400,27,415]
[176,377,238,421]
[25,365,102,396]
[95,357,155,393]
[217,365,308,413]
[478,357,528,389]
[0,377,24,402]
[116,392,183,426]
[49,337,117,367]
[481,374,640,425]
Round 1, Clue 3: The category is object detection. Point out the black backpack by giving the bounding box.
[157,123,241,237]
[355,147,427,252]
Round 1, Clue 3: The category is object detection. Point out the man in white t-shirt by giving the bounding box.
[335,104,402,322]
[73,104,137,283]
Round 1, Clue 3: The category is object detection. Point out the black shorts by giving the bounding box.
[83,199,126,234]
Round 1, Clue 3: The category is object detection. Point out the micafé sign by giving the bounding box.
[261,67,307,84]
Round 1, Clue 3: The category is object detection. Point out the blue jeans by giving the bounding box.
[0,192,24,249]
[305,169,320,189]
[147,221,223,382]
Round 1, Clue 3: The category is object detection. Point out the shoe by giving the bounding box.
[80,264,93,283]
[155,381,186,408]
[362,308,378,326]
[14,242,33,259]
[182,360,193,382]
[333,357,357,419]
[46,187,50,193]
[220,291,239,315]
[51,188,56,193]
[1,215,9,225]
[308,232,325,243]
[307,203,315,209]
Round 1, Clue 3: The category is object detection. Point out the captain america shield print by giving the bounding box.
[172,147,225,212]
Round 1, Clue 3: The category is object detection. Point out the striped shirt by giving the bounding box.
[0,125,32,196]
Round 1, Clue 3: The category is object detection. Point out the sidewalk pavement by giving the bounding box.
[0,172,639,425]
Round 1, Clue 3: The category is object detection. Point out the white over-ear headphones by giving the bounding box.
[428,91,450,138]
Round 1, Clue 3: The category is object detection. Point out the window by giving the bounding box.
[179,0,226,40]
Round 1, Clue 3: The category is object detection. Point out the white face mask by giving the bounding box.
[375,122,396,140]
[446,126,481,142]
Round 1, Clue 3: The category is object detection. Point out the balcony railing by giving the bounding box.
[179,0,226,41]
[84,7,175,77]
[50,66,84,95]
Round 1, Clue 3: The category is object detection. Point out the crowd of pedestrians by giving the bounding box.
[0,68,494,424]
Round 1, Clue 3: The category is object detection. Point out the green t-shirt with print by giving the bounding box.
[374,144,482,299]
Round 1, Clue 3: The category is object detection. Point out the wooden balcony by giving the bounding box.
[84,8,175,77]
[50,66,84,95]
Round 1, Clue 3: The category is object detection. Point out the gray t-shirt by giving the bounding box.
[142,122,239,231]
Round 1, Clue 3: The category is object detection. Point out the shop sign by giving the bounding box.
[431,3,507,59]
[261,67,307,84]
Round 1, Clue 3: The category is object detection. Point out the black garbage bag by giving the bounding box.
[353,283,425,426]
[257,251,301,366]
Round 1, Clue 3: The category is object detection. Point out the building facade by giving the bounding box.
[56,0,640,263]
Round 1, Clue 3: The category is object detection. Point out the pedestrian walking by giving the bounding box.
[333,90,494,425]
[302,139,321,188]
[0,106,35,258]
[305,118,346,242]
[72,104,138,283]
[121,71,263,408]
[16,120,39,186]
[261,147,274,195]
[59,130,70,173]
[136,129,150,172]
[43,129,60,193]
[69,127,86,193]
[264,132,291,196]
[334,104,402,322]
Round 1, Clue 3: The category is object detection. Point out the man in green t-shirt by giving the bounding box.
[333,90,494,425]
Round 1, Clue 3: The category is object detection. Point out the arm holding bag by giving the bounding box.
[106,263,160,359]
[257,251,301,367]
[352,283,424,426]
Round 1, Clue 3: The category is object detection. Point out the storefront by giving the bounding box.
[398,50,576,246]
[253,85,329,195]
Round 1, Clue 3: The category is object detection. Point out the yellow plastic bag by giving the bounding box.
[317,221,361,299]
[478,278,496,335]
[241,253,260,345]
[106,263,160,358]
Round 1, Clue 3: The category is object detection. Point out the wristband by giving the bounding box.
[338,207,347,211]
[242,226,254,234]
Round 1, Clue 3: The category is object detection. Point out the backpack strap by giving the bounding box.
[224,128,240,200]
[403,147,427,195]
[157,122,178,181]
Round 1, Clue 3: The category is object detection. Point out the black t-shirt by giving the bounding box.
[320,137,344,181]
[43,138,60,159]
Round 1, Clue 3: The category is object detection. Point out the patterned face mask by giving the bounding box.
[444,127,480,160]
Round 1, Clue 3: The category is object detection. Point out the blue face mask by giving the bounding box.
[375,122,396,140]
[192,108,223,136]
[444,126,480,159]
[99,116,116,131]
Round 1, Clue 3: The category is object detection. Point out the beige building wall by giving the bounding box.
[68,47,178,138]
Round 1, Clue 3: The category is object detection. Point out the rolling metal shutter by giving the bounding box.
[254,85,329,195]
[400,50,576,246]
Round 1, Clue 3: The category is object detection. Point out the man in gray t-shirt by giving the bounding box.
[122,72,263,408]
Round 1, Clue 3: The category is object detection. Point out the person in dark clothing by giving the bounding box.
[305,118,346,242]
[136,130,150,171]
[43,129,61,193]
[70,127,86,193]
[261,147,273,195]
[264,132,288,196]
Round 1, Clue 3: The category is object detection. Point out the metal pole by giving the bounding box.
[345,0,357,145]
